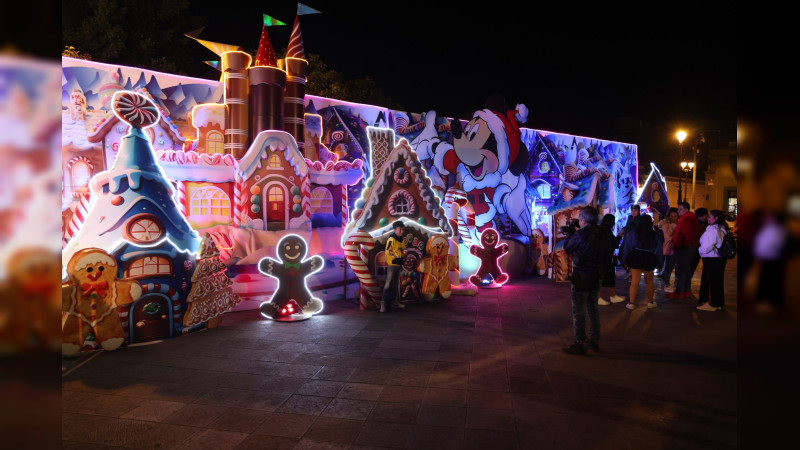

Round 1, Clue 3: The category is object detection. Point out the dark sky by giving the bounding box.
[189,1,736,144]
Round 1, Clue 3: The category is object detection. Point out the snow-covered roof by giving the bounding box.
[61,115,95,149]
[306,158,364,186]
[342,139,451,245]
[237,130,308,180]
[191,103,226,129]
[156,150,236,182]
[546,171,601,215]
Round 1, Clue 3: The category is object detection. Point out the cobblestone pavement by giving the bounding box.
[62,261,737,449]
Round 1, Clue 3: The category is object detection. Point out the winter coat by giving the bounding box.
[699,223,726,258]
[674,212,700,249]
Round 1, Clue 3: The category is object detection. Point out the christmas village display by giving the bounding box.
[60,7,638,352]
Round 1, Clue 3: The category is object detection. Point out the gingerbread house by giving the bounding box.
[184,103,226,154]
[234,130,311,231]
[62,92,200,344]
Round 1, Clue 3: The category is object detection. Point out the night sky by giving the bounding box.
[188,1,736,145]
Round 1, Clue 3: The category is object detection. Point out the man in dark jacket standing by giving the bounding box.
[563,206,610,355]
[669,202,700,299]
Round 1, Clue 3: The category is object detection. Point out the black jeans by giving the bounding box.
[675,247,697,293]
[699,257,727,307]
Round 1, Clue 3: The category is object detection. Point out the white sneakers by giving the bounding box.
[599,295,626,306]
[696,303,722,312]
[627,301,657,309]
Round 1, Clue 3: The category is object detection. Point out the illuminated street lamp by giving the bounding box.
[680,160,694,203]
[676,131,687,204]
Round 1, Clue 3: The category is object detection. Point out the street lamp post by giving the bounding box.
[680,160,694,203]
[676,131,687,205]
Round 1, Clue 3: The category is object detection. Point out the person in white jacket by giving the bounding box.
[697,210,730,311]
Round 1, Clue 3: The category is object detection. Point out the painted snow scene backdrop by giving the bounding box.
[61,14,638,330]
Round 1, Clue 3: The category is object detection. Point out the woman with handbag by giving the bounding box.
[697,210,730,311]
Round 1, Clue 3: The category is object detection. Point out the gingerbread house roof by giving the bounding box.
[546,171,601,215]
[342,139,451,245]
[237,130,308,181]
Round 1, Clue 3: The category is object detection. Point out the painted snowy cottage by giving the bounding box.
[62,92,200,344]
[235,131,311,231]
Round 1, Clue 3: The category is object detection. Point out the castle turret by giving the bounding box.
[249,17,287,143]
[221,51,251,159]
[282,14,308,157]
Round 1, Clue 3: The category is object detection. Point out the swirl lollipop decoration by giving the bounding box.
[113,91,159,128]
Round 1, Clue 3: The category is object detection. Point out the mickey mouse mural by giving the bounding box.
[258,234,324,321]
[411,95,530,243]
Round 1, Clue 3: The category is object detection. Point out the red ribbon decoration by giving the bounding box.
[81,280,109,298]
[433,255,447,265]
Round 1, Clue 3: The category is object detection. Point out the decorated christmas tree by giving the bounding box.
[183,233,240,329]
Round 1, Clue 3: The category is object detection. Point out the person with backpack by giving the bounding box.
[625,213,659,310]
[697,210,730,311]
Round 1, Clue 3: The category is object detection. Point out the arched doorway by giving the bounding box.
[264,182,287,231]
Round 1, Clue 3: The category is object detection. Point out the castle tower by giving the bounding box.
[249,17,287,143]
[282,14,308,157]
[221,51,251,159]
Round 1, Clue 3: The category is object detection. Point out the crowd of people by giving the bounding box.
[562,203,733,355]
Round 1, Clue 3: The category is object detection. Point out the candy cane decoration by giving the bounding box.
[176,180,187,217]
[65,192,91,243]
[209,231,234,261]
[233,172,244,227]
[301,176,311,228]
[343,231,381,310]
[341,185,349,228]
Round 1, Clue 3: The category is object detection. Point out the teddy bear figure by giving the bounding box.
[469,228,509,286]
[62,248,142,355]
[416,234,458,301]
[258,234,324,319]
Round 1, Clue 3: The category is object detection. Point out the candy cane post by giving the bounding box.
[65,192,92,243]
[301,176,311,229]
[209,231,234,261]
[233,172,244,227]
[176,180,187,217]
[343,231,381,310]
[341,185,349,228]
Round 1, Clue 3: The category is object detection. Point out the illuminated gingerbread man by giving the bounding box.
[258,234,324,319]
[62,248,142,355]
[469,228,509,286]
[416,234,458,301]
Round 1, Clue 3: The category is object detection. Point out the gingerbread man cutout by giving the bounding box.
[469,228,509,286]
[258,234,324,319]
[416,234,458,301]
[62,248,142,355]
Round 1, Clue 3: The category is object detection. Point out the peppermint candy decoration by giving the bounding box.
[113,92,159,128]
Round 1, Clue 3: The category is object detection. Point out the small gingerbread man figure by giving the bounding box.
[469,228,509,286]
[62,248,142,355]
[416,234,458,301]
[258,234,324,319]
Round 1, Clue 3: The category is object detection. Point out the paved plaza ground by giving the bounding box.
[62,261,737,449]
